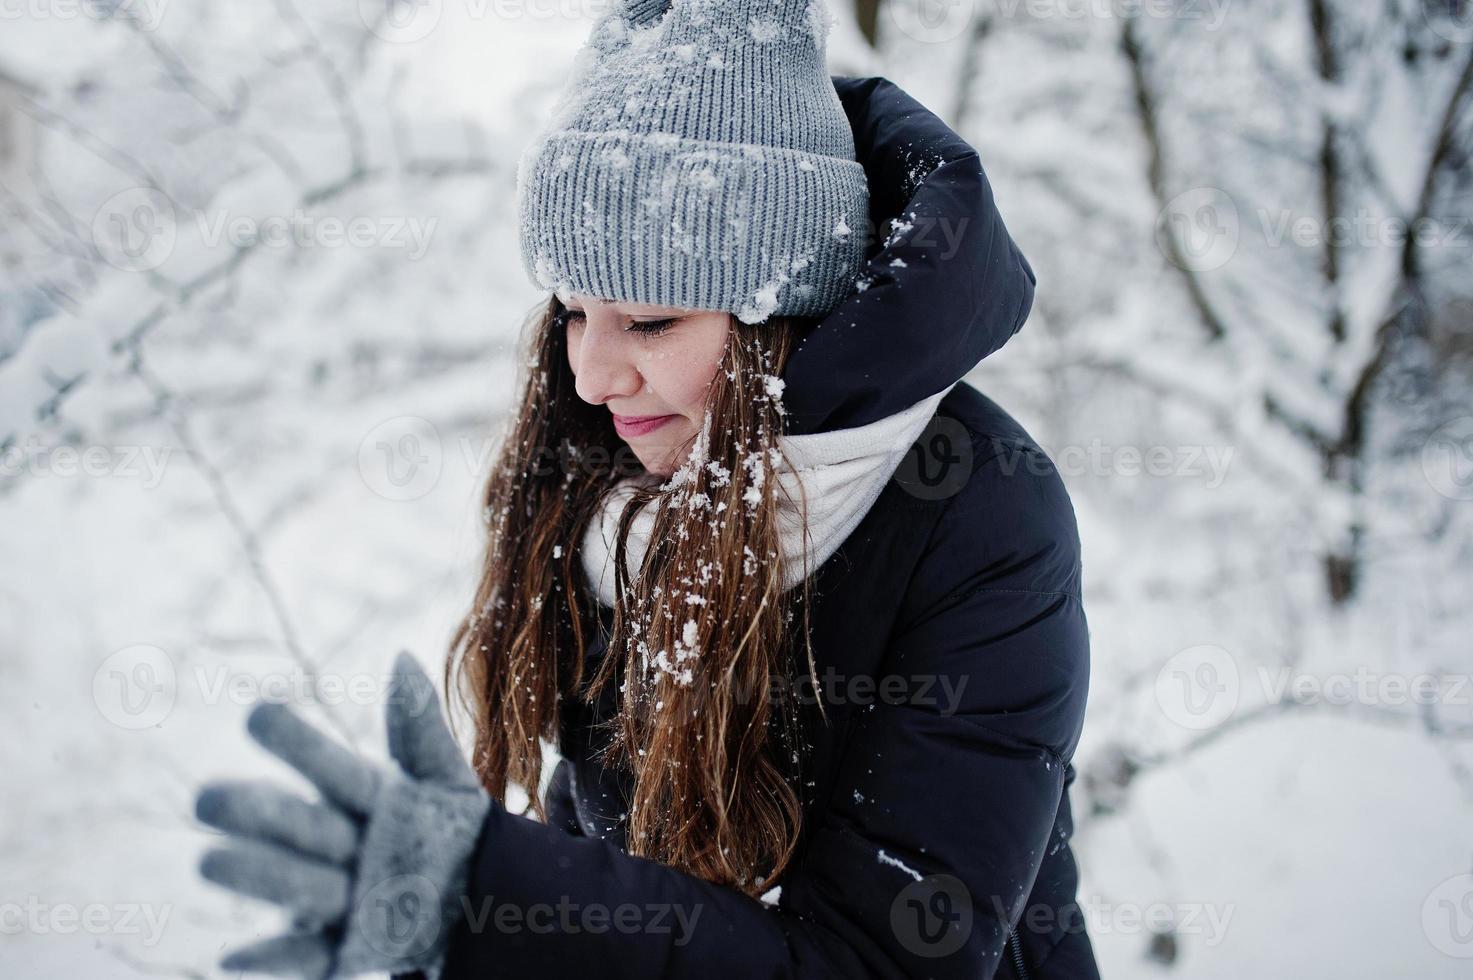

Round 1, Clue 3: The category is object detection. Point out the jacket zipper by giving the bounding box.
[1006,928,1031,980]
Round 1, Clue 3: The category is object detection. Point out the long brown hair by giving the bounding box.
[447,293,824,896]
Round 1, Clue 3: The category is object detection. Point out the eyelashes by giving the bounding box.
[626,318,675,337]
[555,309,676,338]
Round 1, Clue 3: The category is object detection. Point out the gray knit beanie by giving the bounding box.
[515,0,869,324]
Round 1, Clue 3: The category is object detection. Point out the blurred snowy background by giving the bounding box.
[3,0,1472,976]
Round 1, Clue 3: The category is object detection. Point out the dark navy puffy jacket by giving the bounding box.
[422,75,1100,980]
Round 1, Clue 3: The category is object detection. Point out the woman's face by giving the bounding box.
[561,293,731,477]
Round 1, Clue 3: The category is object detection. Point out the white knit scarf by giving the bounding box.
[579,382,956,608]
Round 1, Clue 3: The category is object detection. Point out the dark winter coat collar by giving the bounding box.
[779,75,1037,437]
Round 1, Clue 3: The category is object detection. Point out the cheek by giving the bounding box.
[639,326,728,416]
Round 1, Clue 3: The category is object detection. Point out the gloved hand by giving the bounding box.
[195,652,492,979]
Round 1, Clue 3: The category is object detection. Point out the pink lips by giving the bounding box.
[612,413,677,438]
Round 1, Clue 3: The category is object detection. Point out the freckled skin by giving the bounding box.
[563,293,730,477]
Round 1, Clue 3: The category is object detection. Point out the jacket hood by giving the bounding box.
[778,75,1037,437]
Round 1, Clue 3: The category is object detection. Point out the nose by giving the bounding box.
[568,313,643,406]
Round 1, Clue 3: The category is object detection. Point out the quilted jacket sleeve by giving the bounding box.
[434,439,1092,980]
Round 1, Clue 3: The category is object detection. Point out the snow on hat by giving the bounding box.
[515,0,869,324]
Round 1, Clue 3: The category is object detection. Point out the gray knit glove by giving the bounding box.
[195,652,491,979]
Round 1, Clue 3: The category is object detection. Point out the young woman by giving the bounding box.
[192,3,1097,979]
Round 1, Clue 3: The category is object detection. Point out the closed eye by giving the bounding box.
[555,308,677,338]
[626,318,675,337]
